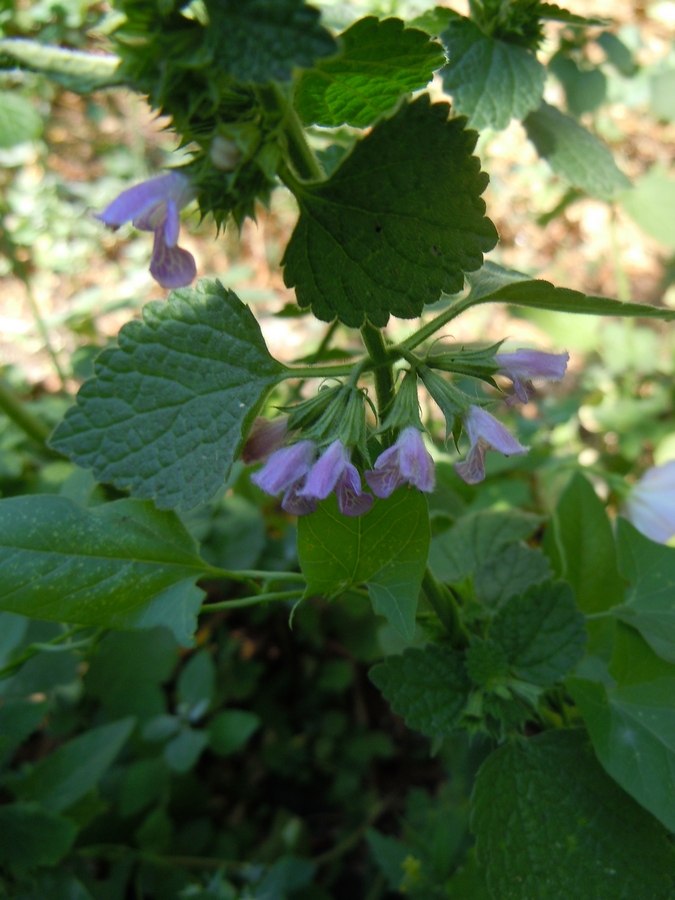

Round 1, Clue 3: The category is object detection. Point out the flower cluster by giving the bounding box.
[97,171,197,289]
[248,425,435,518]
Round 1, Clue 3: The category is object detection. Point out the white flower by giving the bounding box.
[624,460,675,543]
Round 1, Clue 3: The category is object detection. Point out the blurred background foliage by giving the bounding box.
[0,0,675,897]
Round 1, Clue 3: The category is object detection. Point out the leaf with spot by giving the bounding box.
[568,624,675,834]
[283,95,497,327]
[440,18,545,131]
[50,282,283,511]
[297,488,430,639]
[472,729,675,900]
[0,496,210,646]
[369,644,470,737]
[202,0,336,83]
[295,17,446,128]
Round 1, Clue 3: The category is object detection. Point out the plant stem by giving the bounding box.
[360,322,395,424]
[0,378,52,449]
[200,589,304,613]
[399,294,476,352]
[24,281,67,389]
[311,800,388,866]
[203,568,306,583]
[271,82,324,182]
[422,568,469,649]
[281,361,356,379]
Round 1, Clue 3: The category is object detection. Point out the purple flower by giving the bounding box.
[365,427,435,499]
[455,406,529,485]
[624,460,675,543]
[301,440,373,518]
[495,349,569,403]
[251,440,318,516]
[97,171,197,289]
[241,417,288,465]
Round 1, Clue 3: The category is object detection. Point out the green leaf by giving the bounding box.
[523,101,631,200]
[164,727,208,773]
[119,758,169,818]
[409,7,462,35]
[369,644,470,737]
[595,31,637,78]
[208,709,262,756]
[612,518,675,663]
[568,626,675,834]
[365,829,407,892]
[0,91,42,148]
[464,261,675,320]
[0,803,78,869]
[295,17,445,128]
[177,649,215,714]
[0,496,208,646]
[440,18,545,131]
[619,168,675,249]
[51,283,283,511]
[428,508,541,585]
[0,700,47,766]
[0,39,121,92]
[472,729,675,900]
[544,473,624,614]
[202,0,336,84]
[548,53,607,118]
[490,581,586,685]
[283,96,498,327]
[15,718,135,812]
[538,4,609,26]
[474,543,552,608]
[297,488,430,639]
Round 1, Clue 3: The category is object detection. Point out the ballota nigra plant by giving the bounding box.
[1,2,675,898]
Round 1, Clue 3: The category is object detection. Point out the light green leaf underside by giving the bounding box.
[441,18,545,131]
[491,581,586,686]
[465,261,675,320]
[569,624,675,835]
[369,644,470,737]
[0,496,209,646]
[428,508,541,585]
[297,488,430,639]
[0,91,42,147]
[283,95,498,328]
[203,0,336,84]
[472,729,675,900]
[524,101,631,200]
[50,282,283,512]
[295,16,445,128]
[0,39,121,92]
[612,518,675,663]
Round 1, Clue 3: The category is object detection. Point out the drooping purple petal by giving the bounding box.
[241,417,289,465]
[281,479,318,517]
[365,463,406,499]
[162,198,181,247]
[97,172,191,230]
[455,406,528,485]
[397,427,435,493]
[495,349,569,403]
[251,440,316,496]
[302,440,349,501]
[149,230,197,289]
[336,464,374,517]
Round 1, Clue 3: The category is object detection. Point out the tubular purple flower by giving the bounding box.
[365,427,435,499]
[495,349,569,403]
[454,406,529,485]
[251,440,316,495]
[623,460,675,543]
[97,171,197,289]
[241,417,289,465]
[301,440,373,518]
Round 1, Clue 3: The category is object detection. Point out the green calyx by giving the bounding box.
[418,366,470,439]
[379,369,424,434]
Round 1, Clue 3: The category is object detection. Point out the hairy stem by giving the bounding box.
[400,294,476,352]
[0,378,53,449]
[201,589,304,613]
[360,322,395,427]
[271,83,323,183]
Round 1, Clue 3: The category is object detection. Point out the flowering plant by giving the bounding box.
[1,2,675,898]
